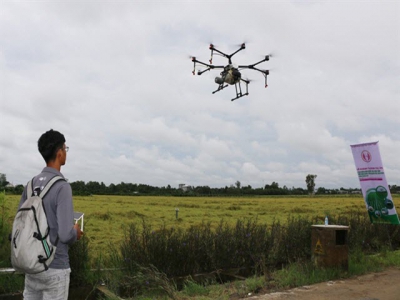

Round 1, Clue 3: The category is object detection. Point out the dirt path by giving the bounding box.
[247,267,400,300]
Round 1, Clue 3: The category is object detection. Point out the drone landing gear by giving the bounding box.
[212,80,249,101]
[212,84,228,94]
[232,80,249,101]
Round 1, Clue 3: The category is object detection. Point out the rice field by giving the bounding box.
[5,194,399,259]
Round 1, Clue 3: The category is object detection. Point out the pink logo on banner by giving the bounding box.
[361,150,372,162]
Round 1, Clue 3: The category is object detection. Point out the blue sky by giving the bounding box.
[1,1,399,189]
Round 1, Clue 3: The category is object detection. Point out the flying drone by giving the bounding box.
[191,43,271,101]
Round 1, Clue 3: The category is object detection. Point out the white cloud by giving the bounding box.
[1,1,399,189]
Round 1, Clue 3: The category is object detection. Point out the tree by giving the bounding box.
[305,174,317,195]
[70,181,88,196]
[235,181,241,189]
[13,184,24,195]
[265,181,279,190]
[0,173,9,189]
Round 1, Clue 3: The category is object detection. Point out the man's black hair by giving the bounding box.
[38,129,66,163]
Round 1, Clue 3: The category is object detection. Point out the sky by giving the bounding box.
[1,0,399,190]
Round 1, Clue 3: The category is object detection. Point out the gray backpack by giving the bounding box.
[11,176,64,274]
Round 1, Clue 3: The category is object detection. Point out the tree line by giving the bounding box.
[2,173,399,196]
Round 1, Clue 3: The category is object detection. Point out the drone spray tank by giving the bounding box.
[215,76,224,85]
[215,64,241,85]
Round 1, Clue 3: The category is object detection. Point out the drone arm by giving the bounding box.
[192,57,220,74]
[256,68,269,88]
[238,56,269,70]
[228,44,246,59]
[192,58,225,75]
[210,47,229,60]
[197,65,225,75]
[251,56,269,67]
[197,68,211,75]
[239,55,270,88]
[210,44,246,64]
[245,66,269,75]
[239,65,269,87]
[252,68,269,87]
[192,58,212,68]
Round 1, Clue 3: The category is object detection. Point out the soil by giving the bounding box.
[245,267,400,300]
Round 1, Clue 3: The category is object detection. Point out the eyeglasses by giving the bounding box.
[64,146,69,152]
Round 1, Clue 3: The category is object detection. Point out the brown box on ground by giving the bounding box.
[311,225,349,270]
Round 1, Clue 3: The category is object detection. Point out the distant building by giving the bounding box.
[179,184,190,192]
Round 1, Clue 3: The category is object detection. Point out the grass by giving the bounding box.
[2,193,400,298]
[0,191,11,268]
[168,250,400,300]
[100,211,400,299]
[182,280,209,297]
[4,251,400,299]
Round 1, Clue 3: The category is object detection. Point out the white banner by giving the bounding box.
[350,141,399,224]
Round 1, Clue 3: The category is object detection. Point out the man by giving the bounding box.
[18,129,83,300]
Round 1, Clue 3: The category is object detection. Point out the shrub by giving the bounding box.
[111,216,317,295]
[92,211,400,298]
[69,235,93,287]
[332,211,400,253]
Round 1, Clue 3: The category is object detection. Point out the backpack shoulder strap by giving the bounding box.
[39,176,65,199]
[27,177,34,197]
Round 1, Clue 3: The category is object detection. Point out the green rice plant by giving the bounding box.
[227,205,242,211]
[92,210,113,221]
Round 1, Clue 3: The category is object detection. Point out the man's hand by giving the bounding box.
[74,223,84,240]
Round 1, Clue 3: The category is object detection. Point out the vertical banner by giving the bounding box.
[351,141,399,224]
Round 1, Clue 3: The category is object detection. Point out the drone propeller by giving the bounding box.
[252,53,274,61]
[234,42,246,50]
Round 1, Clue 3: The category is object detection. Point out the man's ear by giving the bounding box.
[56,148,63,160]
